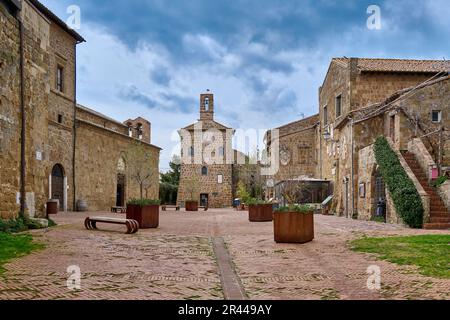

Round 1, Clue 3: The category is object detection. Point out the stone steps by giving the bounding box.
[402,152,450,230]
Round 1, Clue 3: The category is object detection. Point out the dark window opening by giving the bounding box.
[202,166,208,176]
[323,105,328,125]
[336,95,342,118]
[432,110,441,123]
[57,114,63,124]
[56,66,64,92]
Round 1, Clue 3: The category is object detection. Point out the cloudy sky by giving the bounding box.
[40,0,450,171]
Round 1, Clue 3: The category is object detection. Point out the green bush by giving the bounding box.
[0,216,57,233]
[274,205,313,213]
[374,137,424,228]
[431,176,448,187]
[126,199,161,206]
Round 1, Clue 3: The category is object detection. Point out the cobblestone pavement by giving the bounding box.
[0,209,448,300]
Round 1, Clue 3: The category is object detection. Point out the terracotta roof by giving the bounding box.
[333,57,450,74]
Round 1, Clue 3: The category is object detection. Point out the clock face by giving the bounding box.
[280,146,291,166]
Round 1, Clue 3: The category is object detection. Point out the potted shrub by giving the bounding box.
[274,205,314,243]
[247,198,273,222]
[126,199,160,229]
[273,178,314,243]
[184,177,200,212]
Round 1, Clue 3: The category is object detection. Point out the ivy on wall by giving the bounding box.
[374,137,424,228]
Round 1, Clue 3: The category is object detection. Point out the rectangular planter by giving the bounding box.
[249,204,273,222]
[126,204,159,229]
[185,201,199,212]
[274,211,314,244]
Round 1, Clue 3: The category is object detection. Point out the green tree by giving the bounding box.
[159,155,181,204]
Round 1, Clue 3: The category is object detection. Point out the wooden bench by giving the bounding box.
[111,206,126,213]
[161,205,180,211]
[85,217,139,234]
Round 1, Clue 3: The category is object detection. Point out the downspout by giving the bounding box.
[350,116,355,218]
[18,15,26,217]
[72,42,78,211]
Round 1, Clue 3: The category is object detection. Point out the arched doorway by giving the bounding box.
[116,158,126,207]
[51,164,65,210]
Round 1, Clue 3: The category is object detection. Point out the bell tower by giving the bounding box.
[200,90,214,121]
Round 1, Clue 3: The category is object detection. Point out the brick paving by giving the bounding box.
[0,209,448,300]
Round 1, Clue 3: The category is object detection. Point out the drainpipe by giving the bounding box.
[350,116,355,218]
[18,16,26,217]
[72,42,77,211]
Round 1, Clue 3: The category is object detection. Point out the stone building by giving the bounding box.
[266,57,449,228]
[177,91,238,208]
[264,115,323,200]
[0,0,160,219]
[76,105,160,212]
[317,58,449,225]
[345,76,450,228]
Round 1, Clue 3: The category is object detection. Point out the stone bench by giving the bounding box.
[84,217,139,234]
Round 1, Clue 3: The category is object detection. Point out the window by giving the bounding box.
[217,174,223,184]
[218,147,224,157]
[432,110,442,123]
[137,123,143,140]
[323,105,328,125]
[335,95,342,118]
[57,114,63,124]
[204,97,210,110]
[56,66,64,92]
[189,146,194,156]
[202,166,208,176]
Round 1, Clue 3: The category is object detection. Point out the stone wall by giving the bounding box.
[351,72,431,110]
[437,181,450,212]
[269,115,319,182]
[0,3,21,219]
[75,120,160,211]
[77,105,129,136]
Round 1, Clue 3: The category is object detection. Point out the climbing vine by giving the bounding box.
[374,137,424,228]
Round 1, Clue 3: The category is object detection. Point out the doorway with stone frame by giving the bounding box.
[51,164,66,211]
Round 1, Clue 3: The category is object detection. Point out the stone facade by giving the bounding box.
[76,106,160,211]
[177,92,236,208]
[317,58,450,221]
[0,0,161,219]
[0,1,21,219]
[332,75,449,223]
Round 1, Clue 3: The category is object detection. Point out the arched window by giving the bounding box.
[204,97,210,111]
[202,166,208,176]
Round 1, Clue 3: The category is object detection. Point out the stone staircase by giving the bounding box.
[402,152,450,230]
